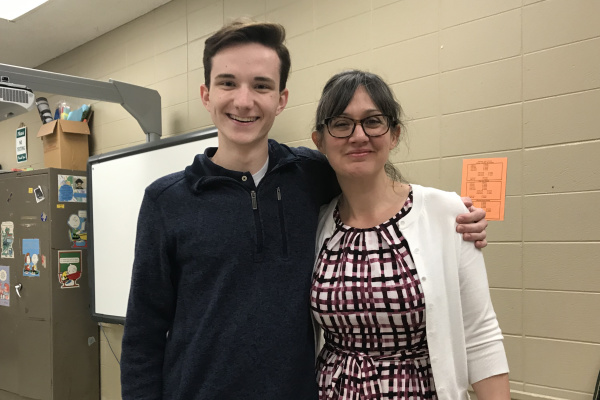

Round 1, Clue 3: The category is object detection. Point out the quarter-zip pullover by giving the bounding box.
[121,139,339,400]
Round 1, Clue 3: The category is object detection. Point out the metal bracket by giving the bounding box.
[0,63,162,142]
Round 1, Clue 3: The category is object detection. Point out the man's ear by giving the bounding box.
[200,84,210,110]
[312,131,324,154]
[275,88,289,115]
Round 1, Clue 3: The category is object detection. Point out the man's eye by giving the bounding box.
[257,84,276,91]
[218,81,235,87]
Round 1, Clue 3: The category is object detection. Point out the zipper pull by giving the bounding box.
[251,190,257,210]
[276,187,281,201]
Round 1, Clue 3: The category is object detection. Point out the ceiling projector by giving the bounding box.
[0,76,35,121]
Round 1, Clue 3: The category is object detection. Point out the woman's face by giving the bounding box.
[313,85,399,180]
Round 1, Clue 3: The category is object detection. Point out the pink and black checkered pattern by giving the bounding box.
[311,191,438,400]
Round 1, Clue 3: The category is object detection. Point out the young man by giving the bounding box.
[120,21,488,400]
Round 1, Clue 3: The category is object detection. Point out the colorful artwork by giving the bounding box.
[1,222,15,258]
[58,250,82,289]
[22,239,40,277]
[58,175,87,203]
[68,211,87,248]
[0,266,9,307]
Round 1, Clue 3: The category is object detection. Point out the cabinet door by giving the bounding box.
[0,301,18,395]
[0,173,52,399]
[0,176,19,396]
[17,319,52,400]
[10,174,52,321]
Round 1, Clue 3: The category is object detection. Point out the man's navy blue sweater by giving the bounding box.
[121,140,338,399]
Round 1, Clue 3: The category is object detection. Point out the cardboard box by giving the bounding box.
[37,120,90,170]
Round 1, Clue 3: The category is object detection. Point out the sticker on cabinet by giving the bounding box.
[23,239,40,277]
[58,250,82,289]
[67,211,87,248]
[58,175,87,203]
[1,222,15,258]
[0,266,9,306]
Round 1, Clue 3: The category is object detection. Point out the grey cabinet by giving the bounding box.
[0,169,99,400]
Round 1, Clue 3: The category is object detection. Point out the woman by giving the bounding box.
[310,70,509,400]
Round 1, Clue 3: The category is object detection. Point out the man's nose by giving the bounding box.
[234,86,253,108]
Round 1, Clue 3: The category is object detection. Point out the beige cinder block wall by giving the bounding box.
[1,1,598,399]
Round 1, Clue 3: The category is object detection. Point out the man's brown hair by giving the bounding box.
[203,19,291,91]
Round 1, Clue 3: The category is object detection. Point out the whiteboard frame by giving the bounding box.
[87,127,218,324]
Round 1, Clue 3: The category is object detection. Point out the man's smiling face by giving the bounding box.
[201,42,289,150]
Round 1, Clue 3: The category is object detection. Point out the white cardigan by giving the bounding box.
[313,184,509,400]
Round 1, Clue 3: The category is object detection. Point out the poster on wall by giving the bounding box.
[58,175,87,203]
[1,222,15,258]
[58,250,82,288]
[0,266,9,307]
[460,157,508,221]
[16,126,27,163]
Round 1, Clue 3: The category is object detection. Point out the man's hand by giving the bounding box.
[457,197,488,249]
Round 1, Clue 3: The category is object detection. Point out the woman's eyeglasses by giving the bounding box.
[321,114,394,138]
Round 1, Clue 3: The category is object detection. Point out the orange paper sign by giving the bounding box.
[461,158,507,221]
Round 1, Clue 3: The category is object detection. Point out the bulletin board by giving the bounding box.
[88,127,218,323]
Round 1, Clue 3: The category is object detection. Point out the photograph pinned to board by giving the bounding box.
[1,222,15,259]
[68,211,87,248]
[34,185,45,203]
[58,250,82,288]
[58,175,87,203]
[0,266,9,307]
[23,238,41,277]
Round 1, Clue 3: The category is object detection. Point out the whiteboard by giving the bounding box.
[88,128,218,323]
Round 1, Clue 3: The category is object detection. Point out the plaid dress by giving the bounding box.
[311,191,438,400]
